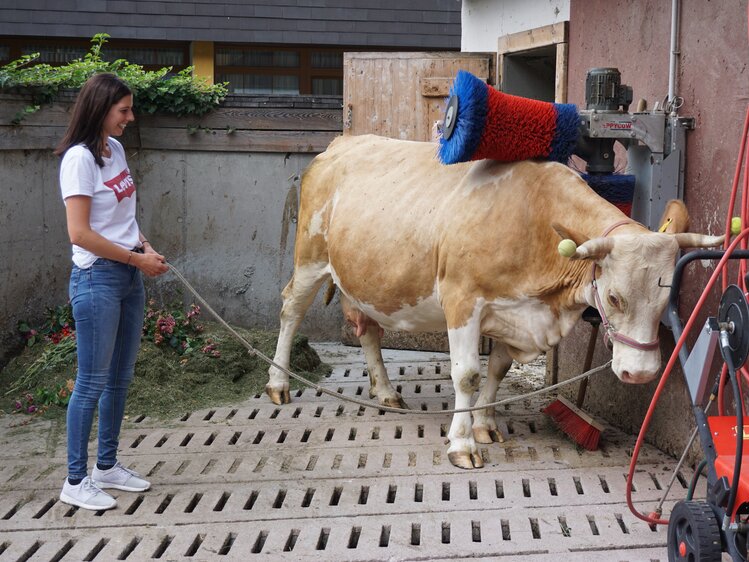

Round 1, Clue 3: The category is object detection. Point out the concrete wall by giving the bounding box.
[1,149,70,364]
[555,0,749,459]
[461,0,570,52]
[0,146,343,366]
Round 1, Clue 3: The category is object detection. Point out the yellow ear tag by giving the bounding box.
[658,217,673,233]
[732,217,742,236]
[558,239,577,258]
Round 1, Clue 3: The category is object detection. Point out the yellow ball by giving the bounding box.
[732,217,742,236]
[558,239,577,258]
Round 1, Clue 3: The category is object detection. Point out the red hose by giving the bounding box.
[627,0,749,528]
[627,230,749,525]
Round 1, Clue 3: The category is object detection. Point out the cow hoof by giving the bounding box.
[382,395,409,410]
[265,384,291,405]
[473,426,504,444]
[448,451,484,470]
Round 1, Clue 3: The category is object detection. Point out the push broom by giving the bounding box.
[542,172,635,451]
[543,310,605,451]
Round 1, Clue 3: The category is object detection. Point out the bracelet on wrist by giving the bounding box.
[126,251,133,265]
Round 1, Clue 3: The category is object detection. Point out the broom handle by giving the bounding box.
[576,322,599,408]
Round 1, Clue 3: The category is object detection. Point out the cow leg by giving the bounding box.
[267,264,329,405]
[472,342,511,444]
[358,327,408,409]
[446,319,484,469]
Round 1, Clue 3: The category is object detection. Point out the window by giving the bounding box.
[22,44,87,64]
[0,37,189,72]
[215,45,344,96]
[102,47,186,68]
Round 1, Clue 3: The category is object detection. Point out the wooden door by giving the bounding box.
[343,52,495,141]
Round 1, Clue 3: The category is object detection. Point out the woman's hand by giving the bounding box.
[133,249,169,277]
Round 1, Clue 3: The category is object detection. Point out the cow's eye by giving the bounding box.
[608,293,620,309]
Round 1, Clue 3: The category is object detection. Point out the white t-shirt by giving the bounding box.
[60,138,140,268]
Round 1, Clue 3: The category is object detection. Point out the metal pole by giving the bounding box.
[668,0,680,109]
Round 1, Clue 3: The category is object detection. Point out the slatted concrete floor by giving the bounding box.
[0,344,686,561]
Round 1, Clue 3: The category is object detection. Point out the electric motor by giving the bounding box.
[585,68,633,112]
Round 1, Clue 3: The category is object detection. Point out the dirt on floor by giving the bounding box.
[0,324,329,424]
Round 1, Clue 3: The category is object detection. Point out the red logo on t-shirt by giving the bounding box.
[104,168,136,202]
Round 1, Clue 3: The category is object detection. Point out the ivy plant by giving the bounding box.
[0,33,228,118]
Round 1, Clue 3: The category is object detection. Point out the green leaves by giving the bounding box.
[0,33,228,117]
[11,104,40,125]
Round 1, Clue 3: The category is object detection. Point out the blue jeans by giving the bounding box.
[67,258,145,480]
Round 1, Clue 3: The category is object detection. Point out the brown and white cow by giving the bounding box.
[268,134,722,469]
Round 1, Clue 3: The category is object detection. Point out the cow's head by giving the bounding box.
[554,222,723,384]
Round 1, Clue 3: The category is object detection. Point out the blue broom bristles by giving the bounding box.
[548,103,580,163]
[581,173,636,203]
[438,70,488,165]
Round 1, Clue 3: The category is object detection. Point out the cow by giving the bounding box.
[267,134,723,469]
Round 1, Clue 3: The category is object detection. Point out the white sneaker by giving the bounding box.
[92,461,150,492]
[60,476,117,511]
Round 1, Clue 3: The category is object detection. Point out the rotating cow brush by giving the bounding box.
[581,173,636,218]
[438,70,579,165]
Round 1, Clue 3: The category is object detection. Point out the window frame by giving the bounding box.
[0,36,190,72]
[215,43,346,96]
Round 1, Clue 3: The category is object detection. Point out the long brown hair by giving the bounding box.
[54,73,132,167]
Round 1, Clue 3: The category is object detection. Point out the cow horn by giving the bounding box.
[673,233,725,248]
[571,237,615,260]
[658,199,690,233]
[552,222,590,246]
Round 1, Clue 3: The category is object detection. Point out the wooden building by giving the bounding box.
[0,1,461,94]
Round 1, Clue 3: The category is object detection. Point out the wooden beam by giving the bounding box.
[191,41,215,85]
[555,42,569,103]
[138,128,339,153]
[497,21,568,55]
[0,125,67,150]
[142,108,342,131]
[497,22,569,98]
[0,103,342,132]
[0,123,341,152]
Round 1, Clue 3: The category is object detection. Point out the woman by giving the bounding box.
[55,73,168,511]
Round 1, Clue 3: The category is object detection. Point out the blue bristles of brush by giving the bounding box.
[438,70,488,165]
[548,103,580,163]
[581,173,636,203]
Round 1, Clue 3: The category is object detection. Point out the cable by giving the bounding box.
[166,262,612,416]
[630,4,749,520]
[626,229,749,525]
[687,459,708,501]
[723,339,743,525]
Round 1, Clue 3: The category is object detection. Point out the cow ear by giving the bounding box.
[572,237,615,260]
[658,199,690,233]
[673,233,725,248]
[552,222,590,246]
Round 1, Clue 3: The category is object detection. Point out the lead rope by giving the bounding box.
[167,262,611,415]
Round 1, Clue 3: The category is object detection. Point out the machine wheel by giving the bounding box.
[667,500,722,562]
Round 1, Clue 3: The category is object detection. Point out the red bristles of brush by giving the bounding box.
[471,88,557,162]
[543,396,604,451]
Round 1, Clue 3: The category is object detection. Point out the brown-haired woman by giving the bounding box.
[56,72,168,511]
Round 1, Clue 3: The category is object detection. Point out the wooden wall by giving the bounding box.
[0,93,344,366]
[0,93,342,152]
